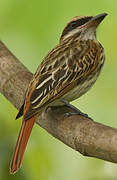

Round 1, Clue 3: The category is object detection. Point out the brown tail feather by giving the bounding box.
[10,115,36,174]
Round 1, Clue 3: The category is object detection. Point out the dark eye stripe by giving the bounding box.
[62,16,92,37]
[73,17,92,27]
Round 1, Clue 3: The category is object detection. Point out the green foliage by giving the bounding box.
[0,0,117,179]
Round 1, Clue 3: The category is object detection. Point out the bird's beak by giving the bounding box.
[83,13,108,29]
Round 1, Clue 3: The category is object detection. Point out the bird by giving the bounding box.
[10,13,107,174]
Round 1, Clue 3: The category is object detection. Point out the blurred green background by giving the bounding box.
[0,0,117,179]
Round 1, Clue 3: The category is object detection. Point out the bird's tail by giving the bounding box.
[10,115,36,174]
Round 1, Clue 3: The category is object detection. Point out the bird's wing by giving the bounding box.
[18,40,101,120]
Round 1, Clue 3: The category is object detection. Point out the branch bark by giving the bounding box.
[0,40,117,164]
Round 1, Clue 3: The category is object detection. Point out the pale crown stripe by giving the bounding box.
[36,76,52,89]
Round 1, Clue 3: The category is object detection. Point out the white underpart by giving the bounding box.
[36,76,52,89]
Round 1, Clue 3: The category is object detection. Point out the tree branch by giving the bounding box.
[0,40,117,164]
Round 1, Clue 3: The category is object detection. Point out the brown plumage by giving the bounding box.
[10,13,107,174]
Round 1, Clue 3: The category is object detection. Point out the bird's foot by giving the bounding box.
[61,99,92,119]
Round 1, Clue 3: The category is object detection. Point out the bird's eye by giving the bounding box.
[70,21,77,29]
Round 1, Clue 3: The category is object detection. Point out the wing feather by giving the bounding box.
[23,40,102,120]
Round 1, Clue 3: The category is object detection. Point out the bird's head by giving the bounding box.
[60,13,107,42]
